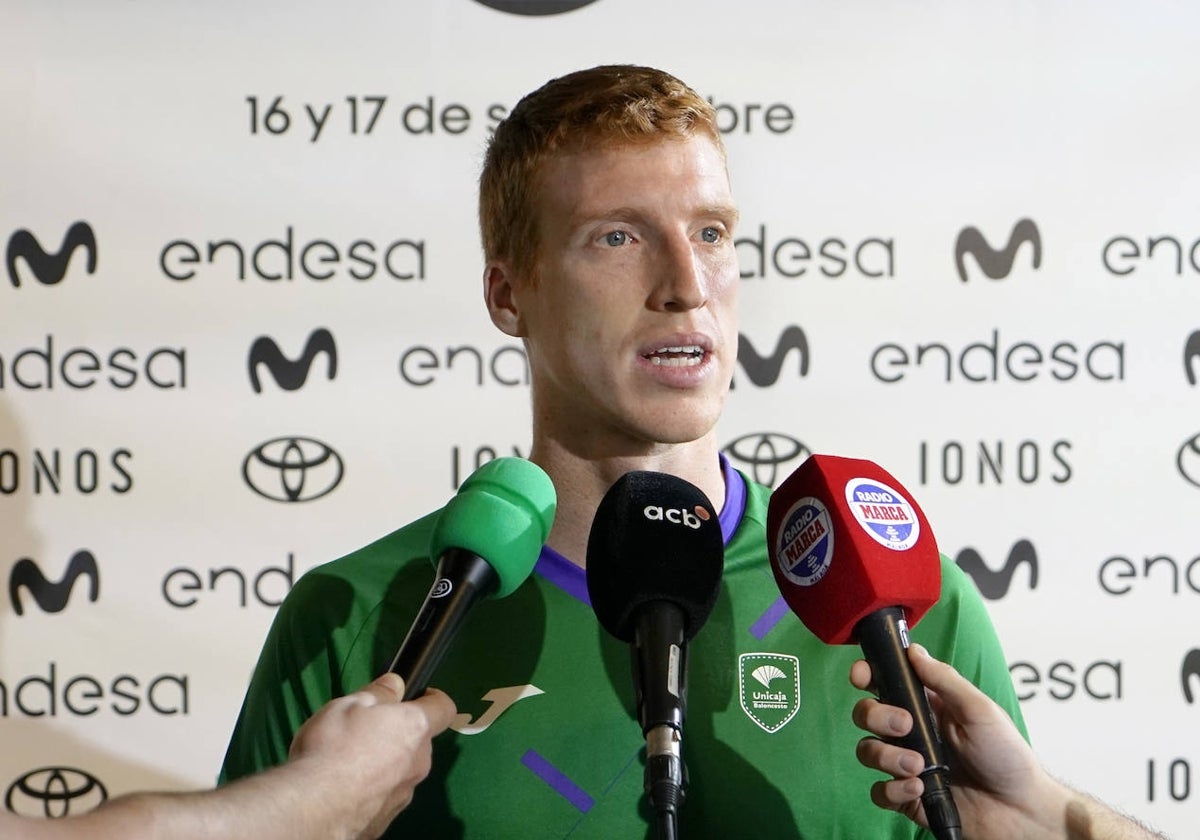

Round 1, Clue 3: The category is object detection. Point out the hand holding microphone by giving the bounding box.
[767,454,962,840]
[586,471,725,840]
[387,456,556,699]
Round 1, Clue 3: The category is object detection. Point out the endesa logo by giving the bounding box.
[954,218,1041,282]
[955,540,1039,600]
[643,504,710,530]
[722,432,810,488]
[5,766,107,818]
[242,436,344,502]
[6,221,97,287]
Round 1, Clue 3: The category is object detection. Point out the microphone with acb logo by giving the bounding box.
[386,457,556,701]
[766,454,962,840]
[586,471,724,840]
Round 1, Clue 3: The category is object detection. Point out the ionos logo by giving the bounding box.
[1177,432,1200,489]
[159,227,425,282]
[249,328,337,392]
[954,218,1041,282]
[5,767,107,818]
[736,326,809,387]
[0,336,186,391]
[1185,330,1200,385]
[0,662,189,716]
[737,225,894,280]
[642,505,709,529]
[242,437,344,502]
[871,329,1123,383]
[6,221,97,287]
[722,432,810,488]
[918,440,1072,487]
[955,540,1039,600]
[472,0,600,13]
[1010,659,1122,701]
[9,551,100,615]
[1183,649,1200,704]
[0,448,133,495]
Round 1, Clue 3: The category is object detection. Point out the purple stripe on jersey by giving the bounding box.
[533,545,591,606]
[532,454,747,605]
[717,452,746,546]
[750,595,791,640]
[521,749,595,813]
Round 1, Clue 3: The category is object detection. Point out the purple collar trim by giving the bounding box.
[533,454,747,606]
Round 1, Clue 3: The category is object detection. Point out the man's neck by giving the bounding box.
[530,434,726,567]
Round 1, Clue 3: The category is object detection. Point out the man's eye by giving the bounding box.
[604,230,631,246]
[700,227,721,243]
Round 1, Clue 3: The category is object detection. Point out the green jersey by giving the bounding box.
[220,460,1025,838]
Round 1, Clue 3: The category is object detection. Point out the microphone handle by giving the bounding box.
[633,603,688,834]
[387,547,498,700]
[856,606,962,840]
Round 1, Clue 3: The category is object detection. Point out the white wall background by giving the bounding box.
[2,0,1197,834]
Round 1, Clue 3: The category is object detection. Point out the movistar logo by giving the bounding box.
[738,653,800,733]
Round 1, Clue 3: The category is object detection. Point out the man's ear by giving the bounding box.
[484,261,525,337]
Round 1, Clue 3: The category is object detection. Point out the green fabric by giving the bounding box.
[220,473,1026,839]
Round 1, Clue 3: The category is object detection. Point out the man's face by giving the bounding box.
[504,134,740,451]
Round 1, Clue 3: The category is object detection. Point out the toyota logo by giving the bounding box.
[5,767,107,818]
[242,436,345,502]
[723,432,811,488]
[1177,432,1200,489]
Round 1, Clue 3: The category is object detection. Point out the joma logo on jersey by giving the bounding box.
[643,505,710,529]
[738,653,800,733]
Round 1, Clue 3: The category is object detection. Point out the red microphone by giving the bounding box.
[767,454,962,840]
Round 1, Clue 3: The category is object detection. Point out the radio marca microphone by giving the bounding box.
[387,456,556,701]
[587,471,724,838]
[766,454,962,840]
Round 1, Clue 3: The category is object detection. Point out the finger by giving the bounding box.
[851,696,914,739]
[907,644,986,722]
[869,777,926,811]
[849,659,876,693]
[347,672,407,707]
[411,687,457,733]
[856,736,926,778]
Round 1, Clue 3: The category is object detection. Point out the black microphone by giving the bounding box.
[387,457,556,700]
[586,471,724,840]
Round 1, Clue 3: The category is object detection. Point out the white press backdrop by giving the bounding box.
[2,0,1198,834]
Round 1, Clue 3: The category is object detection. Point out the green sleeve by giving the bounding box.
[912,554,1029,741]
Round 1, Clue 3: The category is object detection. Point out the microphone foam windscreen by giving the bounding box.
[430,457,557,598]
[766,454,941,644]
[586,471,724,643]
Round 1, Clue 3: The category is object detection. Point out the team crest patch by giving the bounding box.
[738,652,801,733]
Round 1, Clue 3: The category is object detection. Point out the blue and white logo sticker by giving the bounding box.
[774,497,834,586]
[845,478,919,551]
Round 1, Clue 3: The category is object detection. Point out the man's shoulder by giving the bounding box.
[281,508,444,619]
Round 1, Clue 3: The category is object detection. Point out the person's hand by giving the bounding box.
[289,673,456,839]
[850,644,1063,839]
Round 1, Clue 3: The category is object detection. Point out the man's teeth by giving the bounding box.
[647,345,704,366]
